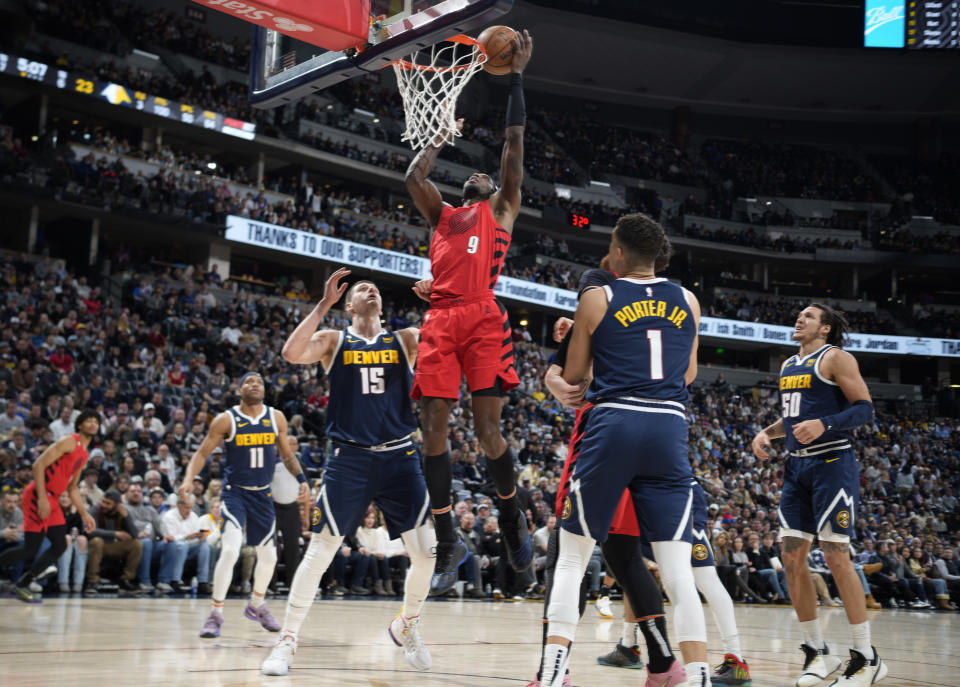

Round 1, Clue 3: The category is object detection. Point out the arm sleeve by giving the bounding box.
[821,400,874,431]
[505,73,525,127]
[554,326,573,369]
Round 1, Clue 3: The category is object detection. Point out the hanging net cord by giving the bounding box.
[390,36,487,150]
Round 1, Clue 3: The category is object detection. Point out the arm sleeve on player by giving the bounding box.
[820,399,874,431]
[505,73,525,127]
[554,326,573,369]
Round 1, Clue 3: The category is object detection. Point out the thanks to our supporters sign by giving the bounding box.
[224,215,960,358]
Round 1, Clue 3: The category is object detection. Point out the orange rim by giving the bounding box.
[383,34,487,72]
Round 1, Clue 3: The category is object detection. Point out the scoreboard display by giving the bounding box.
[907,0,960,48]
[0,53,257,139]
[864,0,960,48]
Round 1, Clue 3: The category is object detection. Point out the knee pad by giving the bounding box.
[256,544,277,566]
[546,601,580,641]
[401,524,437,563]
[653,540,706,644]
[302,529,343,571]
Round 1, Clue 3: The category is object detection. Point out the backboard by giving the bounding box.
[248,0,514,108]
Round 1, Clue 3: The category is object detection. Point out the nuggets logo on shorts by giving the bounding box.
[836,510,850,529]
[561,497,572,520]
[693,544,709,561]
[311,506,323,527]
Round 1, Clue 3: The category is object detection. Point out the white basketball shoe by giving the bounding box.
[796,643,843,687]
[261,634,297,676]
[388,613,431,670]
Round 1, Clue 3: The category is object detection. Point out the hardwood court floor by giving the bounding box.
[1,595,957,686]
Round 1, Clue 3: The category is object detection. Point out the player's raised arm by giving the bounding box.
[282,267,351,366]
[31,435,78,521]
[179,412,231,500]
[405,125,456,229]
[491,29,533,232]
[273,410,310,503]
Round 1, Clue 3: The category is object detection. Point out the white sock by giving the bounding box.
[850,621,874,659]
[621,621,638,647]
[540,643,570,687]
[799,618,825,650]
[685,661,711,687]
[694,565,742,661]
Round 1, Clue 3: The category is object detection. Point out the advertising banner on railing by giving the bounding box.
[225,215,960,357]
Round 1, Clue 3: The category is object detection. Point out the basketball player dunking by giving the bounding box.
[751,305,887,687]
[538,214,711,687]
[0,410,99,602]
[405,29,535,592]
[181,372,309,638]
[261,269,437,676]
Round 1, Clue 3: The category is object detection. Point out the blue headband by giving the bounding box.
[240,372,262,385]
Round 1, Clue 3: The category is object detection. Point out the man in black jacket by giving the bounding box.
[85,489,142,595]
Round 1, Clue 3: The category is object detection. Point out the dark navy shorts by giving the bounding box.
[312,441,429,540]
[778,448,859,542]
[559,402,695,545]
[222,484,276,546]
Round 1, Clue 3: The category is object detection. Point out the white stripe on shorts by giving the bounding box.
[595,402,686,420]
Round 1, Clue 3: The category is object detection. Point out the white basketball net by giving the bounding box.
[390,36,487,150]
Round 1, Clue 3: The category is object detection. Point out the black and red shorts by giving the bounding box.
[412,295,520,400]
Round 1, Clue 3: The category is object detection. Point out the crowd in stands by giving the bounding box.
[22,0,960,234]
[699,139,884,202]
[709,294,897,334]
[914,307,960,339]
[875,153,960,227]
[545,111,709,187]
[30,0,251,70]
[871,228,960,256]
[0,250,957,608]
[681,221,861,254]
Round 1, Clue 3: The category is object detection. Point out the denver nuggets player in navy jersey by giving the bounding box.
[261,268,436,677]
[180,372,309,639]
[752,305,887,687]
[538,213,712,687]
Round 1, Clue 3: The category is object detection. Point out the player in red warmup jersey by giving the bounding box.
[405,30,535,592]
[0,410,99,602]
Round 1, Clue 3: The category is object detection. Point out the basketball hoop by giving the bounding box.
[387,35,487,150]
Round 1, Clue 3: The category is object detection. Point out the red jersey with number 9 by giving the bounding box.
[429,200,510,303]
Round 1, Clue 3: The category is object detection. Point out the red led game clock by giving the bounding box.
[568,212,591,229]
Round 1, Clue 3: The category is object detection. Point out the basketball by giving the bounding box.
[477,25,518,75]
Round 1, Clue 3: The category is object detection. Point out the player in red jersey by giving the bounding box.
[405,30,535,592]
[0,410,99,602]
